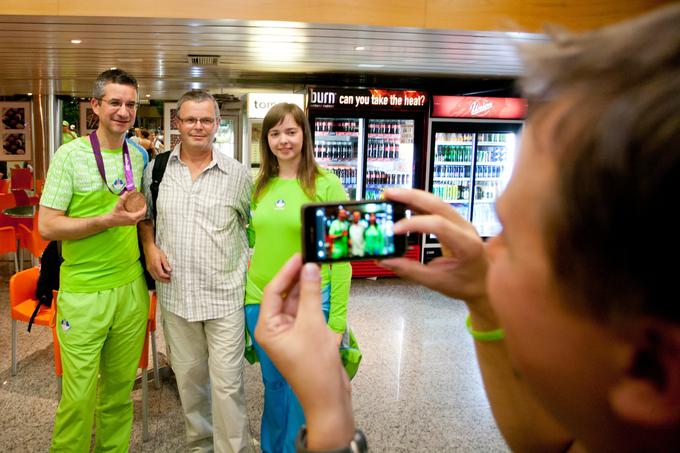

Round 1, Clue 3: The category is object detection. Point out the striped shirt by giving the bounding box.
[142,145,252,321]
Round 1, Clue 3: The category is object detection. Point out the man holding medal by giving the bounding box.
[39,69,150,452]
[139,89,253,452]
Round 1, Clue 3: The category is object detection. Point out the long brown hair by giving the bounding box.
[253,102,320,201]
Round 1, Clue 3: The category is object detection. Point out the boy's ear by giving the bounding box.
[609,323,680,426]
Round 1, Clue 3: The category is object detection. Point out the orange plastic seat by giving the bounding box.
[0,193,16,210]
[9,267,59,376]
[0,179,10,193]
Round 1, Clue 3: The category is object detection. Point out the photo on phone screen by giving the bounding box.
[302,200,409,263]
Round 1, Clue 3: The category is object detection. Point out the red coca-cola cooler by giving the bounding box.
[308,87,428,277]
[423,95,527,263]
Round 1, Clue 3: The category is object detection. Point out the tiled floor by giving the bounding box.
[0,259,509,452]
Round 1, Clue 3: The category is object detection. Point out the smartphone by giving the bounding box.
[301,200,409,263]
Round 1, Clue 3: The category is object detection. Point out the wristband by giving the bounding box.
[296,426,367,453]
[466,314,505,341]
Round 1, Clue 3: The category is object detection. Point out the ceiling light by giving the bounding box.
[357,64,384,68]
[110,67,117,70]
[27,92,32,96]
[70,39,82,44]
[145,94,151,97]
[354,46,365,51]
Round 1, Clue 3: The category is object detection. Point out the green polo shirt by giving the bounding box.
[40,136,146,293]
[246,170,352,333]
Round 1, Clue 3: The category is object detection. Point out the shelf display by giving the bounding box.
[425,95,526,260]
[308,87,428,277]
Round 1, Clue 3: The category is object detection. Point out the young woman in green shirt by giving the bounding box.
[245,103,351,453]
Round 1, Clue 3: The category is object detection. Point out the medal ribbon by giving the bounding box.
[89,132,136,194]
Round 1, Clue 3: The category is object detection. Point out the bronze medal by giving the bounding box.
[124,191,147,212]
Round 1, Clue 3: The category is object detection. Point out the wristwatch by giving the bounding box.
[295,426,367,453]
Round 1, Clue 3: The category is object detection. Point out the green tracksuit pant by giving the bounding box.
[50,275,149,452]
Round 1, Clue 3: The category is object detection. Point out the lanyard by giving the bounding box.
[89,132,136,194]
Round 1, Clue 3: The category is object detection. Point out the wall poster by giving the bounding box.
[0,102,32,161]
[80,101,99,135]
[163,102,180,152]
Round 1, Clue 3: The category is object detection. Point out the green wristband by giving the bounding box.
[466,314,505,341]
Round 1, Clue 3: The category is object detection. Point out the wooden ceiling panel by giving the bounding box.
[0,15,537,97]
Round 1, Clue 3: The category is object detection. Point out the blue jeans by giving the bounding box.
[245,285,330,453]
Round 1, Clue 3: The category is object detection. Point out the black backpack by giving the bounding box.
[29,151,172,331]
[141,150,171,290]
[29,240,63,332]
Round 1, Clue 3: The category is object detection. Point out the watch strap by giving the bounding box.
[295,426,367,453]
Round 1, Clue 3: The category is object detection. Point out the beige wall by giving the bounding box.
[2,0,672,32]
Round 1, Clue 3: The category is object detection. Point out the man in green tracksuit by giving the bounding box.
[39,69,149,452]
[328,209,350,259]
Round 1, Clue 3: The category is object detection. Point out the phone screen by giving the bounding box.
[302,200,408,263]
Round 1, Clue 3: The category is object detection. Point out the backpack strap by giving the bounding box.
[27,302,42,332]
[150,151,171,222]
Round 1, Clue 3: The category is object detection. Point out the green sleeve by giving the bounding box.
[247,196,256,248]
[320,172,352,333]
[40,144,75,212]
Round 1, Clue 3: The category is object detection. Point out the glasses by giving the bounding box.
[178,117,217,127]
[97,98,139,111]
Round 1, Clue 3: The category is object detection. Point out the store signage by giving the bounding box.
[432,96,527,119]
[247,93,305,119]
[308,88,428,111]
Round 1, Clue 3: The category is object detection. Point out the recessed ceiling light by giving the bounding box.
[110,67,117,70]
[145,94,151,97]
[27,92,32,96]
[70,39,82,44]
[357,63,384,68]
[354,46,365,51]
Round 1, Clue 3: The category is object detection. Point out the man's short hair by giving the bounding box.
[518,4,680,323]
[176,90,220,119]
[92,69,138,100]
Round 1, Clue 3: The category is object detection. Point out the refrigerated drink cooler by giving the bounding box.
[424,95,527,263]
[365,119,415,200]
[309,87,428,277]
[431,131,517,237]
[313,117,362,200]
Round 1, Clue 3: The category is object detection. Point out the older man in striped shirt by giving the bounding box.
[139,89,253,452]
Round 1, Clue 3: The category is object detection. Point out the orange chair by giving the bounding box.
[17,210,48,269]
[0,179,10,193]
[0,226,19,273]
[9,267,60,377]
[0,192,16,211]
